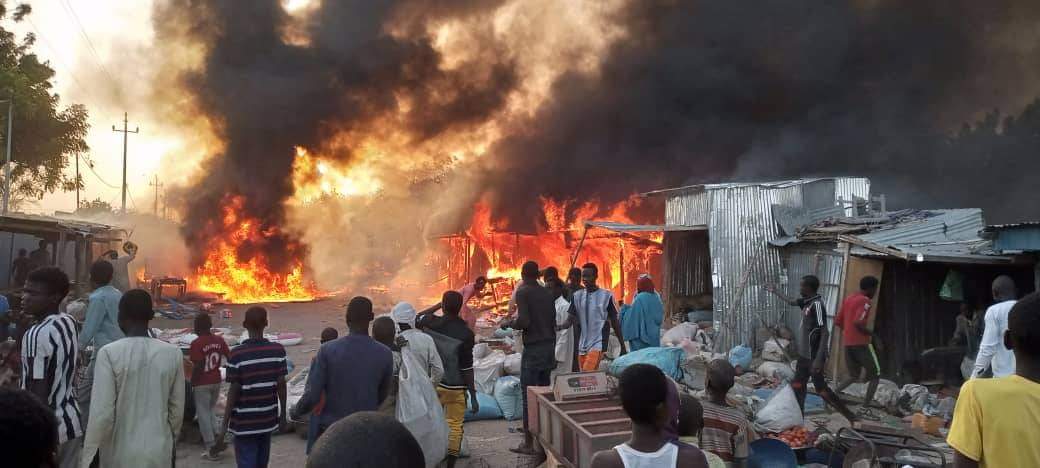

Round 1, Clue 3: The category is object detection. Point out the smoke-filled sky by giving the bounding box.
[24,0,1040,283]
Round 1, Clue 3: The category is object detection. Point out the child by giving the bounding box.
[218,307,288,468]
[676,393,726,468]
[372,316,403,415]
[590,364,707,468]
[190,313,231,461]
[700,360,756,466]
[305,327,339,453]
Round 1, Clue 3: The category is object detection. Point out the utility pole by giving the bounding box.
[112,112,138,214]
[149,174,163,217]
[1,92,13,215]
[75,153,80,210]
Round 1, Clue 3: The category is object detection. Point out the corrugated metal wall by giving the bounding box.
[662,177,870,349]
[665,230,711,297]
[708,184,802,349]
[872,261,1034,382]
[834,178,871,216]
[665,190,711,227]
[783,244,844,335]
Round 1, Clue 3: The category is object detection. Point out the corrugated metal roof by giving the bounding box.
[644,177,843,198]
[585,221,705,233]
[857,209,985,246]
[0,212,118,235]
[986,221,1040,229]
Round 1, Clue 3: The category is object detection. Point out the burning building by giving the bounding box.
[427,197,663,317]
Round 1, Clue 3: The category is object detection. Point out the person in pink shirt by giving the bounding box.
[458,276,488,329]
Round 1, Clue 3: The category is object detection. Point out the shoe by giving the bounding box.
[201,451,222,462]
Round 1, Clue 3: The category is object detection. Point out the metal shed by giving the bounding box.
[644,177,871,348]
[0,213,125,292]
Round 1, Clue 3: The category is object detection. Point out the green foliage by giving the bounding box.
[0,1,89,201]
[75,197,113,216]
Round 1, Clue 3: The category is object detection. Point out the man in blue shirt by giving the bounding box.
[78,260,124,423]
[291,296,393,442]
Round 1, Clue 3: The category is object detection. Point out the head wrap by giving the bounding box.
[391,302,417,329]
[637,274,655,294]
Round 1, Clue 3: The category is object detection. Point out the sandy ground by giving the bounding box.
[156,295,540,468]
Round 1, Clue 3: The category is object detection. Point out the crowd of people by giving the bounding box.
[0,251,1038,468]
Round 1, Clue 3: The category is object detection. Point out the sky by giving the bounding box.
[8,0,177,215]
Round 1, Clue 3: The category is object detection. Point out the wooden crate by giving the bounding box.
[528,387,631,468]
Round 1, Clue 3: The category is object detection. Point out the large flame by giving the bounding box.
[451,195,661,306]
[192,195,320,303]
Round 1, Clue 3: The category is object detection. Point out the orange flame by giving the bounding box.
[192,195,320,303]
[445,195,661,305]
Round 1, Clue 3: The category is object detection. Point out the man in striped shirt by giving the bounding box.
[219,306,288,468]
[20,266,83,468]
[700,360,755,467]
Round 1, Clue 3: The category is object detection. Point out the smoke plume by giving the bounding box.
[157,0,1040,289]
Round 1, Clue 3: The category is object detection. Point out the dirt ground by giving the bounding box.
[158,295,541,468]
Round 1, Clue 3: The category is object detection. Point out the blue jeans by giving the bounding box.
[234,433,272,468]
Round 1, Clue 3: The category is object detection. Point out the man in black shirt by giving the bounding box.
[766,275,856,423]
[502,261,557,456]
[417,290,477,468]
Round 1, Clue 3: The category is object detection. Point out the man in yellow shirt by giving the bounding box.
[947,291,1040,468]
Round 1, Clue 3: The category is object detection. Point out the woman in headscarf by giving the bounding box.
[391,302,445,384]
[620,274,664,351]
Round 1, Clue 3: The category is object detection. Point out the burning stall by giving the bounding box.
[427,198,665,323]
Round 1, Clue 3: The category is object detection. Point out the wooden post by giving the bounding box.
[619,241,626,304]
[570,225,590,269]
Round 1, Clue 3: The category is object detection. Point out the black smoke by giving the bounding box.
[482,0,1040,225]
[165,0,1040,275]
[158,0,515,269]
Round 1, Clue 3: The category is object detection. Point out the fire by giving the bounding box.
[290,147,383,204]
[442,195,662,308]
[192,195,320,303]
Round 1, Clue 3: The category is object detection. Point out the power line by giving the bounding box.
[57,0,117,87]
[23,15,119,122]
[81,156,120,189]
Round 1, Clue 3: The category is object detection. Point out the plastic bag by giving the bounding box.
[493,376,523,421]
[940,270,964,302]
[396,350,448,467]
[464,392,503,421]
[756,361,795,381]
[609,347,685,380]
[728,345,753,371]
[761,339,790,362]
[504,353,522,376]
[662,323,699,346]
[473,350,506,395]
[472,342,492,360]
[755,384,803,432]
[960,356,975,381]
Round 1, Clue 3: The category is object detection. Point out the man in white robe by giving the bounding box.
[81,289,184,468]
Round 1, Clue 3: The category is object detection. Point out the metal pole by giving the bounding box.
[75,154,80,210]
[112,112,139,215]
[121,113,127,213]
[3,97,12,215]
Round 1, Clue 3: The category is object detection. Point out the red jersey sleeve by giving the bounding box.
[189,339,203,362]
[855,301,871,325]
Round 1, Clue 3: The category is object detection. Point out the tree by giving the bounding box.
[0,2,89,203]
[75,197,113,217]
